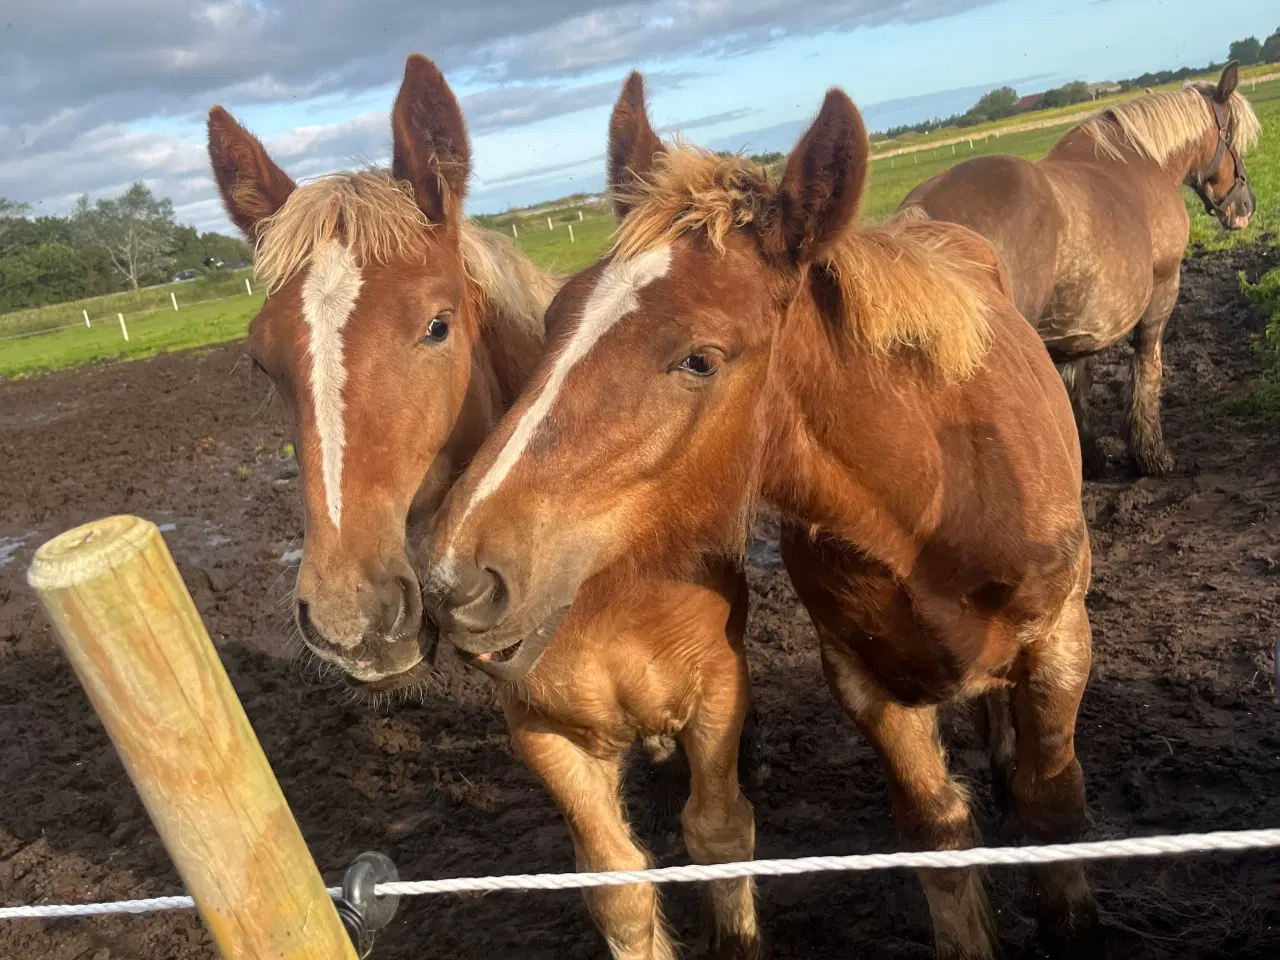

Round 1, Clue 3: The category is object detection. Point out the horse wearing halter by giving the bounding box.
[1189,89,1250,218]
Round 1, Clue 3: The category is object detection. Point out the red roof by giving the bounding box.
[1016,93,1044,111]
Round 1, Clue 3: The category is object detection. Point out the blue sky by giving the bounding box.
[0,0,1274,232]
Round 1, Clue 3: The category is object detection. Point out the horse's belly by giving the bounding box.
[1039,261,1154,359]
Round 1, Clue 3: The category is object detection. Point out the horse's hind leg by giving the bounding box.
[1009,585,1098,952]
[822,635,1000,960]
[510,715,675,960]
[1059,357,1105,479]
[1127,267,1180,476]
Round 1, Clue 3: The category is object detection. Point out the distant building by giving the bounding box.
[1015,93,1044,112]
[1087,81,1122,98]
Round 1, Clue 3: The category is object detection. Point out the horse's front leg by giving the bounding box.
[678,620,764,958]
[821,633,1000,960]
[509,711,675,960]
[1009,586,1098,954]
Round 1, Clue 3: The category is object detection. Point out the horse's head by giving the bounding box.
[208,55,494,692]
[424,74,868,658]
[1189,62,1257,231]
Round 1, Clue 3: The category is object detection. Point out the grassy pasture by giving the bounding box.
[4,74,1277,379]
[0,294,264,378]
[0,269,254,339]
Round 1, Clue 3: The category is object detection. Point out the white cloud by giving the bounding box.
[0,0,993,231]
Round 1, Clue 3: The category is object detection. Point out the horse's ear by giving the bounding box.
[1216,61,1240,102]
[207,107,296,241]
[766,88,868,265]
[391,53,471,225]
[607,72,664,219]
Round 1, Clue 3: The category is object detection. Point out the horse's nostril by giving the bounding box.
[296,600,323,647]
[445,564,511,633]
[484,567,508,611]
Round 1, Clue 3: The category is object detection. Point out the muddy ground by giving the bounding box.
[1,245,1279,959]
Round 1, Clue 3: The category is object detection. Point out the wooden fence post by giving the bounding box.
[27,516,358,960]
[117,313,129,342]
[83,309,91,328]
[568,223,575,243]
[171,291,179,311]
[245,278,253,296]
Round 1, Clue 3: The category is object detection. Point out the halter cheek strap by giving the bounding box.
[1191,95,1250,218]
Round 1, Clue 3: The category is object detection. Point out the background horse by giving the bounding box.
[898,63,1260,478]
[209,56,762,960]
[425,75,1099,960]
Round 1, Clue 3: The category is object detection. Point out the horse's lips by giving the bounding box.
[477,639,524,663]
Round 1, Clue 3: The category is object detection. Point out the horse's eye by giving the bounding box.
[676,352,720,377]
[421,311,451,344]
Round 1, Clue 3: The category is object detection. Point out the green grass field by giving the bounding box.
[3,72,1278,380]
[0,269,254,339]
[0,293,264,378]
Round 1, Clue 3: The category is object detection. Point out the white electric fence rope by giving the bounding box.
[3,828,1279,921]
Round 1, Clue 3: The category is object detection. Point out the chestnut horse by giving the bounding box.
[898,63,1260,477]
[426,75,1099,960]
[209,56,762,960]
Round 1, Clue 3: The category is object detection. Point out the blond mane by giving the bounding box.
[254,170,555,339]
[613,147,993,380]
[1079,83,1260,167]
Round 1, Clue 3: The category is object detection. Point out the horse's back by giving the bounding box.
[898,155,1063,323]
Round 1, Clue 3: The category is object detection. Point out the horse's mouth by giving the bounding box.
[342,659,433,695]
[477,639,524,664]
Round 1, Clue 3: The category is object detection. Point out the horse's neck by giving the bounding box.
[1050,124,1204,187]
[757,307,930,577]
[477,310,545,410]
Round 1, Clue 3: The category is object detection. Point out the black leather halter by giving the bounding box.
[1189,92,1251,219]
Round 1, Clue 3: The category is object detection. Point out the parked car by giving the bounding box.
[170,269,199,282]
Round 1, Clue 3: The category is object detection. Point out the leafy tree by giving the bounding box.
[0,243,88,311]
[1229,37,1262,65]
[171,226,252,273]
[1262,28,1280,64]
[0,198,32,256]
[72,182,178,291]
[1041,81,1092,109]
[966,87,1019,124]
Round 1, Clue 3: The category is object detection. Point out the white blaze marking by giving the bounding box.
[301,241,363,529]
[460,245,672,519]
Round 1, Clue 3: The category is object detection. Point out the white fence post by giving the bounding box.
[170,291,178,311]
[244,278,252,296]
[118,313,129,342]
[546,217,553,231]
[511,222,518,239]
[568,224,575,244]
[578,210,583,221]
[83,310,91,328]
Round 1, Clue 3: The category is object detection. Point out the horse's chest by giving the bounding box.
[522,648,694,746]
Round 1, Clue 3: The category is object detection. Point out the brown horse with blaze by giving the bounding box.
[427,74,1099,959]
[209,55,762,960]
[899,63,1260,477]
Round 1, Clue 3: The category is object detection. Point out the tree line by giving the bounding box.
[876,26,1280,141]
[0,183,250,314]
